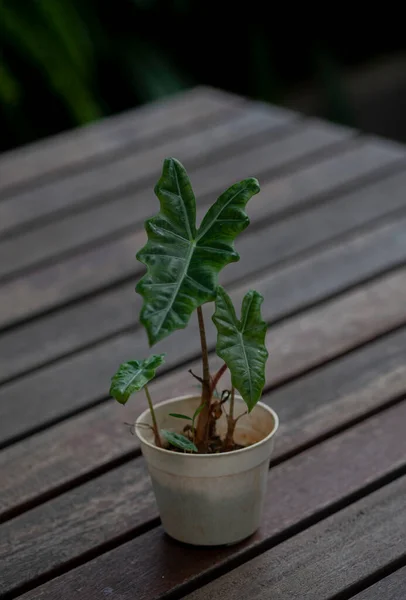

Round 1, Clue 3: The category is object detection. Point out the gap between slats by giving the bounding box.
[4,145,406,387]
[0,104,236,202]
[2,304,406,522]
[0,122,352,283]
[1,200,406,445]
[173,477,406,600]
[345,565,406,600]
[3,400,406,600]
[2,254,406,450]
[1,135,405,335]
[328,558,406,600]
[2,90,406,598]
[4,288,406,590]
[0,87,250,199]
[0,105,298,241]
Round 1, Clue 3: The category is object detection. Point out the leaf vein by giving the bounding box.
[196,185,248,241]
[173,162,193,241]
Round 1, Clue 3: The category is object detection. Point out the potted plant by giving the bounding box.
[109,157,279,546]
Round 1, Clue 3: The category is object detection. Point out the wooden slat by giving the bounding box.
[0,460,155,597]
[3,88,405,600]
[0,103,294,239]
[267,325,406,456]
[0,86,245,195]
[2,210,406,443]
[0,210,406,436]
[2,169,406,387]
[0,139,404,330]
[184,477,406,600]
[2,269,406,517]
[350,568,406,599]
[12,403,406,599]
[255,136,405,218]
[2,209,406,440]
[0,120,350,280]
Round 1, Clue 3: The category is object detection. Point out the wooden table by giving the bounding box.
[1,85,406,600]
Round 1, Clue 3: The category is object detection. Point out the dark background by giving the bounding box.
[1,1,406,153]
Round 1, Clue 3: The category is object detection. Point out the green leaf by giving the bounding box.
[192,403,205,422]
[212,286,268,412]
[0,61,21,105]
[136,157,260,345]
[161,430,198,453]
[36,0,94,80]
[0,2,102,125]
[168,413,193,421]
[109,353,165,404]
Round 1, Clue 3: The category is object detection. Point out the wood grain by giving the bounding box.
[0,459,155,596]
[1,245,406,451]
[1,171,406,387]
[184,476,406,600]
[3,88,406,600]
[0,120,350,279]
[0,104,292,239]
[257,266,406,387]
[350,567,406,599]
[253,136,405,219]
[13,402,406,599]
[0,86,245,195]
[2,295,406,520]
[0,138,403,330]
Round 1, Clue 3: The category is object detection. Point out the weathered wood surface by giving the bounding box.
[183,476,406,600]
[1,86,406,599]
[0,120,350,280]
[2,298,406,520]
[0,138,403,330]
[0,104,294,239]
[12,402,406,599]
[1,199,405,388]
[350,567,406,599]
[0,86,247,195]
[1,257,405,452]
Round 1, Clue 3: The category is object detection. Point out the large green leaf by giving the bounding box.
[212,286,268,411]
[109,353,165,404]
[136,157,260,345]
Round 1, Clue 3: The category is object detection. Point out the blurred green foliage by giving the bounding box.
[0,1,403,152]
[0,0,192,151]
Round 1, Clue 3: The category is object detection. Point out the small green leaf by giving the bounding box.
[168,413,193,421]
[212,286,268,412]
[161,430,198,453]
[109,353,165,404]
[192,404,205,422]
[136,157,260,345]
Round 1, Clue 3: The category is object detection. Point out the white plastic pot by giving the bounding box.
[135,394,279,546]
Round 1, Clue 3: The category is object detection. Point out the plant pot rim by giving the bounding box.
[135,393,279,459]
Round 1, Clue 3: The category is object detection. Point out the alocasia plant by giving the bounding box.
[135,157,260,345]
[109,157,269,454]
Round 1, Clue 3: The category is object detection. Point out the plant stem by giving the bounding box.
[188,369,204,384]
[195,306,212,447]
[210,363,227,394]
[229,386,235,421]
[144,385,162,447]
[197,306,211,391]
[224,386,236,450]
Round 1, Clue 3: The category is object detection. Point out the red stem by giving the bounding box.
[210,363,227,394]
[195,307,212,447]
